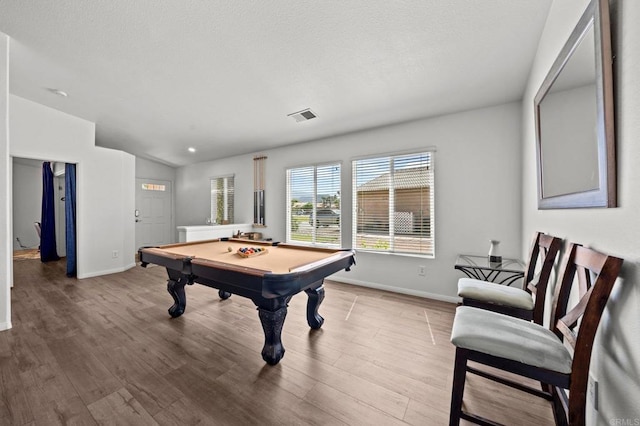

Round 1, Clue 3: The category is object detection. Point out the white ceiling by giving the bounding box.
[0,0,552,167]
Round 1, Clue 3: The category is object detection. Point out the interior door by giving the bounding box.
[135,178,172,250]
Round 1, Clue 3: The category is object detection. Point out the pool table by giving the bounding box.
[138,239,356,365]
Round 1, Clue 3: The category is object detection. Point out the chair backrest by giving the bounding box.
[523,232,563,325]
[549,243,623,425]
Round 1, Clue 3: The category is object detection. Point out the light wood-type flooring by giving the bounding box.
[2,258,555,425]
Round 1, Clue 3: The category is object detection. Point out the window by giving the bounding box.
[286,163,341,246]
[352,151,434,256]
[210,175,234,224]
[141,183,166,191]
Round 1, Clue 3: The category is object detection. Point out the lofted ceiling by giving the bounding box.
[0,0,552,167]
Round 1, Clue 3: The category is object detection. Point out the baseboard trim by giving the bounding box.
[328,276,461,304]
[78,262,137,279]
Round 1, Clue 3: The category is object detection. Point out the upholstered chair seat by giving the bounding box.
[457,232,562,324]
[457,278,535,311]
[450,306,572,374]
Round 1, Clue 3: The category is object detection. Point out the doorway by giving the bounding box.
[12,158,42,255]
[11,158,76,271]
[135,178,172,249]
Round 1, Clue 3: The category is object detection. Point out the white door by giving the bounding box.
[135,178,172,249]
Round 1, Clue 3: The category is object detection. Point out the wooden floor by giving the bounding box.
[12,249,40,261]
[2,259,556,425]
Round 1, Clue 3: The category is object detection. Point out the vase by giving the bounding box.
[488,240,502,263]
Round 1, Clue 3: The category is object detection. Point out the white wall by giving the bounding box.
[9,95,136,278]
[78,146,136,277]
[176,156,253,226]
[12,161,41,250]
[522,0,640,423]
[136,157,176,182]
[0,33,11,331]
[177,102,523,301]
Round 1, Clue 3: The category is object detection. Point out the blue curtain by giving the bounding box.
[65,163,77,277]
[40,162,60,262]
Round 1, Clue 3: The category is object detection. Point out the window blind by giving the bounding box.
[210,175,234,224]
[352,152,434,256]
[286,163,341,246]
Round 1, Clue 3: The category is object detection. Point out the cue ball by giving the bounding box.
[228,246,233,252]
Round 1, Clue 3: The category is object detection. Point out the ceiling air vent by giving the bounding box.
[287,108,317,123]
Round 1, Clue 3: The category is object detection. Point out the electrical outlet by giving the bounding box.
[418,265,426,276]
[588,372,598,411]
[112,250,119,258]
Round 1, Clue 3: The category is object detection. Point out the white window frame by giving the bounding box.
[352,150,435,257]
[286,162,342,247]
[210,174,234,225]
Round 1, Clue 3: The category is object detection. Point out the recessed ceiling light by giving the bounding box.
[188,147,196,153]
[48,88,68,97]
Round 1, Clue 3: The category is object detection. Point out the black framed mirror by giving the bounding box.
[534,0,615,209]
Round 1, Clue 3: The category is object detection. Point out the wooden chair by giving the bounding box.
[448,243,623,426]
[457,232,563,324]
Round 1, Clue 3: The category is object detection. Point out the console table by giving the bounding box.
[177,224,253,243]
[454,254,525,286]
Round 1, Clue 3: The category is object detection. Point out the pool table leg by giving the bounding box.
[305,284,325,329]
[256,302,288,365]
[166,270,188,318]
